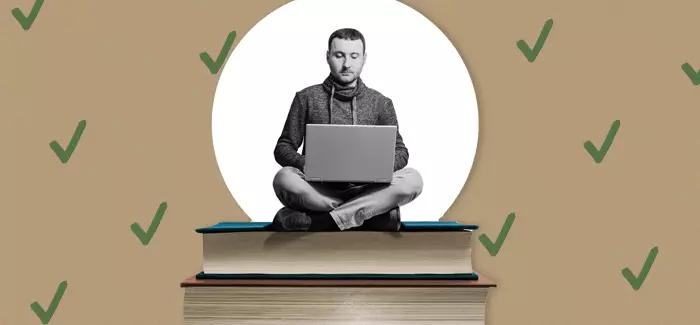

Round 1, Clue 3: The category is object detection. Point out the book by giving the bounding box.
[195,221,477,277]
[180,273,496,325]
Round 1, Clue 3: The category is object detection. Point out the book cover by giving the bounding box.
[195,271,479,281]
[195,221,478,234]
[182,273,495,287]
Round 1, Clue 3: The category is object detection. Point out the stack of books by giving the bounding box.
[180,221,496,324]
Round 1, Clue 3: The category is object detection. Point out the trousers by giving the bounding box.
[272,166,424,230]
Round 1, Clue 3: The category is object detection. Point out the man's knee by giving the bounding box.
[272,166,304,195]
[394,167,424,198]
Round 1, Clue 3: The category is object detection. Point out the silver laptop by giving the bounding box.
[303,124,396,183]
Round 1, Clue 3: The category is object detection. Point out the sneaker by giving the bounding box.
[355,207,402,231]
[308,212,341,231]
[271,207,312,231]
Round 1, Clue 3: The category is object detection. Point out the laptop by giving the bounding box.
[303,124,396,183]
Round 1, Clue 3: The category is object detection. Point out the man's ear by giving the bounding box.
[326,50,330,61]
[363,52,368,65]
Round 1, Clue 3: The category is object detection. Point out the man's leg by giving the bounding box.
[272,166,344,212]
[329,167,424,230]
[271,166,347,231]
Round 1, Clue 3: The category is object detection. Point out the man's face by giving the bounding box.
[326,38,366,86]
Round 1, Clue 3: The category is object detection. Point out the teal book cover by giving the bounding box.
[195,271,479,281]
[195,221,478,233]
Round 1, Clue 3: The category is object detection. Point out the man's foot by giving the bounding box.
[355,207,402,231]
[271,207,312,231]
[271,208,341,232]
[308,212,341,231]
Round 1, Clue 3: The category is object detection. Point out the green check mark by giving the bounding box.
[621,246,658,291]
[478,213,516,256]
[517,18,553,62]
[200,31,237,75]
[30,280,67,324]
[583,120,620,164]
[12,0,44,30]
[681,62,700,85]
[49,120,86,164]
[131,202,168,246]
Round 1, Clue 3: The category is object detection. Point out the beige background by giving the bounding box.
[2,0,699,324]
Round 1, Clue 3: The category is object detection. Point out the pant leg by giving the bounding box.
[329,167,424,230]
[272,166,345,212]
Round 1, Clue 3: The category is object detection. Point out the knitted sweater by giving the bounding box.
[274,74,409,172]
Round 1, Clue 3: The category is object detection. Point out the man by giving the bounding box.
[271,28,423,232]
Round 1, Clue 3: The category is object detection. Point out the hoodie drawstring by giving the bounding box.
[329,85,357,125]
[330,86,334,124]
[352,97,357,125]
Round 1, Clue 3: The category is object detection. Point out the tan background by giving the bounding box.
[2,0,699,324]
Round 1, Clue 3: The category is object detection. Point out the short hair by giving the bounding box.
[328,28,366,53]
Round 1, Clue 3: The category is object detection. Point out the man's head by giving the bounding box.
[326,28,367,87]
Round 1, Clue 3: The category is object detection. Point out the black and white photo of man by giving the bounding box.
[270,28,424,232]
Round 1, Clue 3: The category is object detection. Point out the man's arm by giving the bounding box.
[379,98,409,171]
[274,93,307,170]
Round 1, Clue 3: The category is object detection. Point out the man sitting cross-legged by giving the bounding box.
[270,28,423,232]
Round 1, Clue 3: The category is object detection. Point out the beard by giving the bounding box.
[332,70,358,86]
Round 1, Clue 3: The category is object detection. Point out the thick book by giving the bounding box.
[195,221,477,277]
[180,273,496,325]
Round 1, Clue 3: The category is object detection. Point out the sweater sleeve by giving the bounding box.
[274,92,307,170]
[379,98,409,171]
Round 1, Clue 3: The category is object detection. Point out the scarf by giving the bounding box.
[322,74,366,125]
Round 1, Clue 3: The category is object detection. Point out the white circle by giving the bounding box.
[212,0,479,222]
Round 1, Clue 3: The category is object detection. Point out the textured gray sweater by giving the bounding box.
[274,74,409,172]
